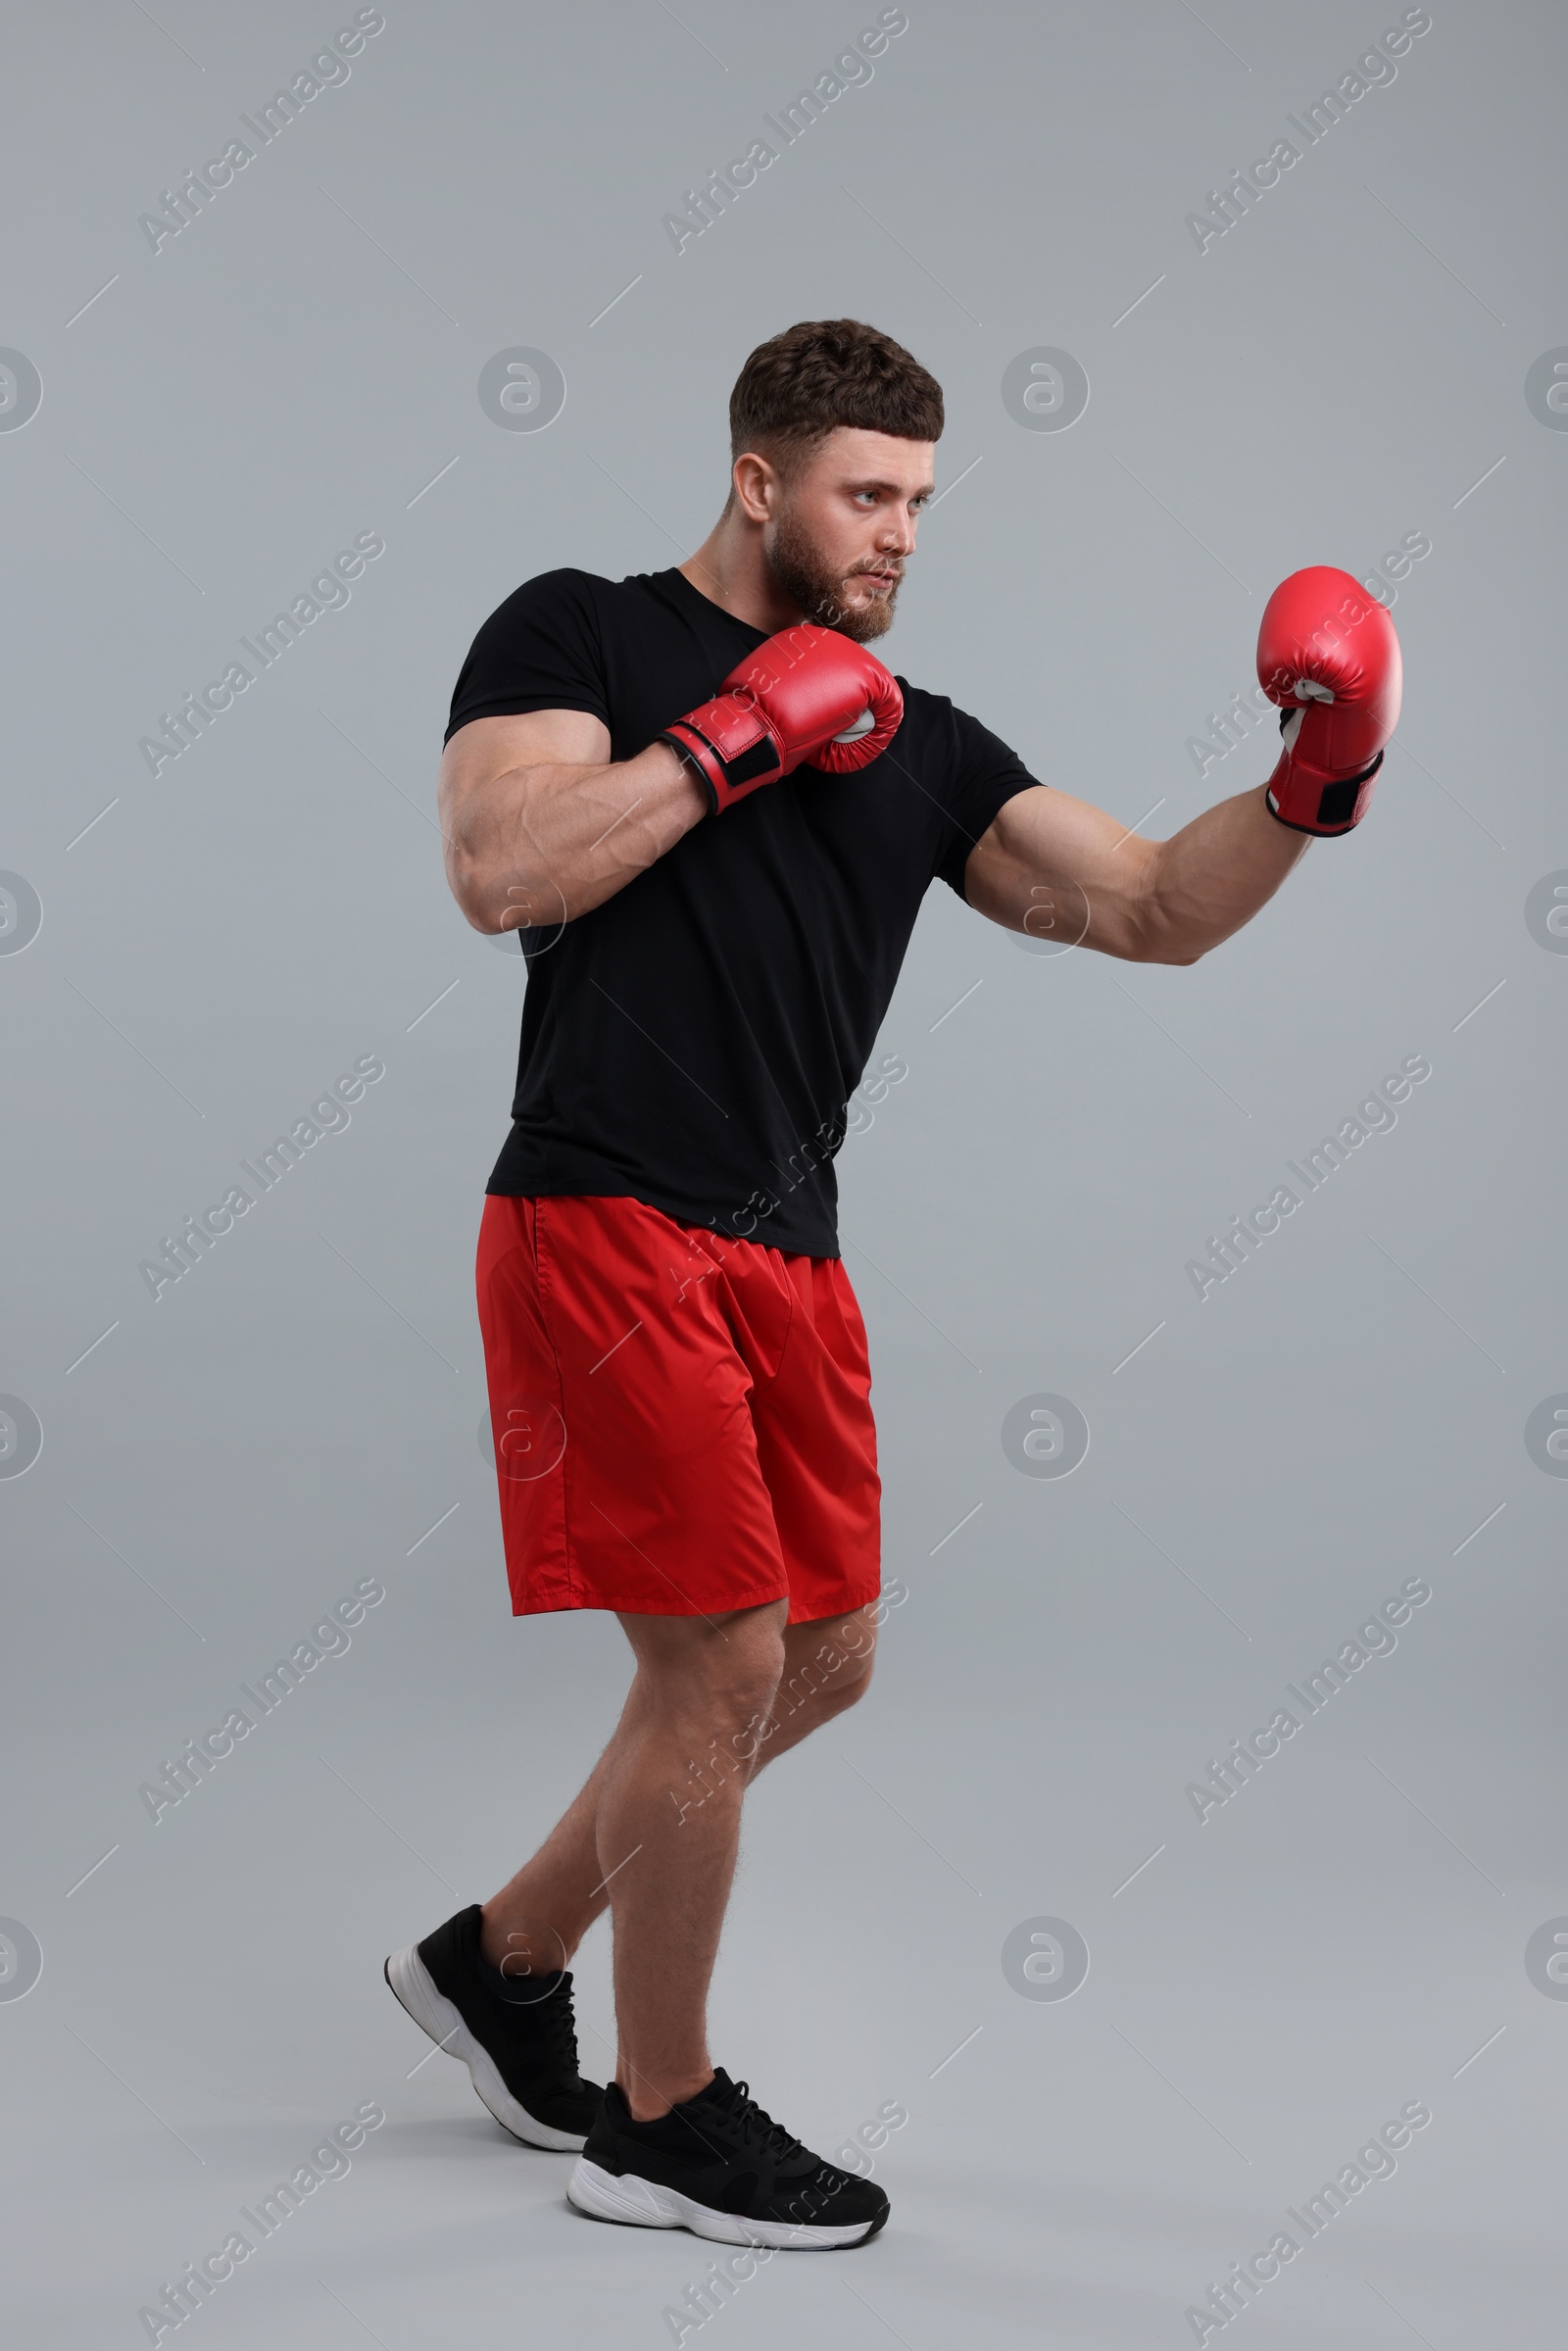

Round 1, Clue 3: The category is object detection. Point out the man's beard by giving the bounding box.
[765,509,900,643]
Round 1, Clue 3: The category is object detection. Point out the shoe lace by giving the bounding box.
[538,1982,581,2075]
[499,1974,581,2076]
[719,2081,804,2165]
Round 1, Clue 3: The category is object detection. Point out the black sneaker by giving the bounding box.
[567,2068,890,2248]
[384,1903,603,2151]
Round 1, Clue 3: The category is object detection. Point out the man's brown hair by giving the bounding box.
[728,318,944,481]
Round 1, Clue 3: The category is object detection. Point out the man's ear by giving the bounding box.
[731,451,780,523]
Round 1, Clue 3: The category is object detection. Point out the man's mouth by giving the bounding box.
[855,568,901,594]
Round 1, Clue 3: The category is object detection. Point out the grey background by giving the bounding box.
[3,0,1565,2343]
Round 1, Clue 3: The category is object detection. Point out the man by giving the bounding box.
[385,318,1400,2250]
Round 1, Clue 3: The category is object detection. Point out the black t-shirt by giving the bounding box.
[445,565,1038,1256]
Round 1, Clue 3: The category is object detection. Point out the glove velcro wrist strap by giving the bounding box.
[1266,749,1383,837]
[658,701,783,815]
[658,729,720,816]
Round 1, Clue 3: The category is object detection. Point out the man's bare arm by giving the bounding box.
[962,779,1309,964]
[438,709,709,934]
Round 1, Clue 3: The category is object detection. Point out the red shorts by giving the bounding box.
[475,1194,881,1626]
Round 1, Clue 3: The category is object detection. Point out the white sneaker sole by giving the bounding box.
[566,2156,883,2248]
[383,1942,585,2153]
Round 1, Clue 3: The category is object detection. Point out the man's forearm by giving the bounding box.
[448,740,708,931]
[1139,782,1309,963]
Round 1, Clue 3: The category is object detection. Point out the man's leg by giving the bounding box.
[560,1587,889,2248]
[481,1597,792,2117]
[477,1742,616,1980]
[477,1599,877,2096]
[597,1601,787,2117]
[748,1602,878,1774]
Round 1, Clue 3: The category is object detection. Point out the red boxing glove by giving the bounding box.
[660,623,904,815]
[1256,566,1402,836]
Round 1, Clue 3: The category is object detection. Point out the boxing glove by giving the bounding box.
[1256,567,1402,836]
[660,623,904,815]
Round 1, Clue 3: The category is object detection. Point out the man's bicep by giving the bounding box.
[440,707,612,806]
[437,711,614,928]
[959,783,1054,920]
[961,782,1157,954]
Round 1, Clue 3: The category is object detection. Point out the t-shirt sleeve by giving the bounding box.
[931,702,1043,899]
[444,567,610,745]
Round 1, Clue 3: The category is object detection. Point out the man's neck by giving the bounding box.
[678,515,801,634]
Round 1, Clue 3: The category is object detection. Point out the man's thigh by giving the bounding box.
[745,1251,882,1628]
[477,1194,793,1621]
[615,1596,789,1683]
[776,1601,879,1709]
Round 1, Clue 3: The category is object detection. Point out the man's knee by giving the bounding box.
[834,1651,874,1708]
[815,1607,879,1694]
[629,1602,787,1728]
[833,1608,879,1693]
[810,1651,873,1719]
[777,1615,876,1721]
[710,1613,787,1720]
